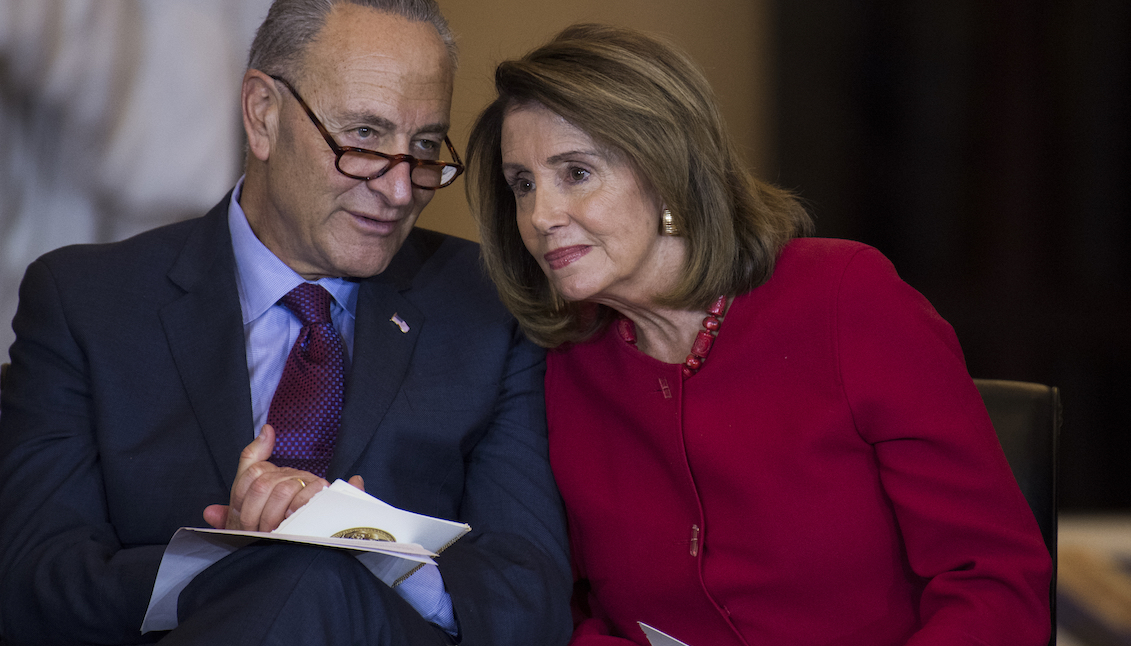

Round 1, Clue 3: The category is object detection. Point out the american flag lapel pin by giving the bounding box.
[390,313,410,333]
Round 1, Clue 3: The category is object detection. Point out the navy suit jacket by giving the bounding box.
[0,196,572,645]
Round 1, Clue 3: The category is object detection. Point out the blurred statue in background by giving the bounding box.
[0,0,271,361]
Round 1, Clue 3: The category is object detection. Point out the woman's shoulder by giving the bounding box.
[778,237,882,265]
[767,237,898,288]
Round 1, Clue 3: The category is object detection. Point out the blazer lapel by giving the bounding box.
[329,281,422,478]
[327,230,439,478]
[152,210,443,484]
[160,201,253,487]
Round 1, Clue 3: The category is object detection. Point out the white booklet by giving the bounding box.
[141,480,470,632]
[639,622,694,646]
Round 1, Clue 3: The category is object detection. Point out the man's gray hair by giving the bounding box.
[247,0,458,78]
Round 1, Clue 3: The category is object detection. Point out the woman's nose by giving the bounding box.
[526,189,569,234]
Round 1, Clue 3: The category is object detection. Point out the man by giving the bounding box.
[0,1,571,644]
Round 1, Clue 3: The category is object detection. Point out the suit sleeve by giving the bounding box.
[437,321,573,646]
[0,259,166,646]
[835,247,1052,646]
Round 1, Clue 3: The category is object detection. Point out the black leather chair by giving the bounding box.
[974,378,1060,644]
[0,362,7,391]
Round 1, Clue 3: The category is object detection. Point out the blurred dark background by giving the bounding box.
[774,0,1131,510]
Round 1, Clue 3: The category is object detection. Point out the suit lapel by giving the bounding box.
[152,208,443,484]
[160,200,253,487]
[327,230,439,478]
[329,281,422,478]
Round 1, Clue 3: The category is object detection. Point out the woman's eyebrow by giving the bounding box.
[546,150,601,165]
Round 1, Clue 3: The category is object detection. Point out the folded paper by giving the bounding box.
[639,622,694,646]
[141,480,470,632]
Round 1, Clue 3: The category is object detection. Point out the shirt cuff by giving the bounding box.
[393,563,458,635]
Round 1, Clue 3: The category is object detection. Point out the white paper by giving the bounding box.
[639,622,694,646]
[275,480,469,552]
[141,481,470,633]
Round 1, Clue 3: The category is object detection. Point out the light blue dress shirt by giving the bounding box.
[227,181,457,633]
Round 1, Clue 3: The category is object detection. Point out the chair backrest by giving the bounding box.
[973,378,1059,644]
[973,378,1060,556]
[0,362,7,391]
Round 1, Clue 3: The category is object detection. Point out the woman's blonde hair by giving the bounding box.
[467,23,812,348]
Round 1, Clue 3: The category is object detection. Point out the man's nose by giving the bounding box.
[366,158,415,206]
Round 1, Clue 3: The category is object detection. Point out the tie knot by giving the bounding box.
[280,283,333,327]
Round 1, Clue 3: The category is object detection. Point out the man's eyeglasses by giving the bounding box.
[269,74,464,190]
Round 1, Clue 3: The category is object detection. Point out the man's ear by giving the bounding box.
[242,69,280,162]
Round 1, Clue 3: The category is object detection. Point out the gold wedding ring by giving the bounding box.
[296,477,307,489]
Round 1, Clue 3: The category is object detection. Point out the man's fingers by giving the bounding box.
[230,426,277,510]
[203,504,229,529]
[348,474,365,492]
[219,426,340,532]
[276,477,327,526]
[236,425,275,479]
[248,476,320,532]
[238,471,328,532]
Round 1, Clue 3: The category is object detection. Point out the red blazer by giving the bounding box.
[546,238,1051,646]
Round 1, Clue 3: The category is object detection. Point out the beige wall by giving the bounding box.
[417,0,775,241]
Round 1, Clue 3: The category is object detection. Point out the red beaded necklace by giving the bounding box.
[615,295,728,378]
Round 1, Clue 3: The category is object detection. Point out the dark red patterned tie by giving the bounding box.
[267,283,345,477]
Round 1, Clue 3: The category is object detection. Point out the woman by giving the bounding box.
[466,24,1051,646]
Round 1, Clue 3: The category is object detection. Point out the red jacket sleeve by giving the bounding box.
[835,246,1052,645]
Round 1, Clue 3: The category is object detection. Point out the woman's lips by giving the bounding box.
[544,245,590,270]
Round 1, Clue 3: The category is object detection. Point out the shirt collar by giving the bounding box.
[227,177,358,324]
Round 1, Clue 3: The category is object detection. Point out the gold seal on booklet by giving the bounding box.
[332,527,396,542]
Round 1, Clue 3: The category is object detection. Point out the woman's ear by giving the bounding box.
[242,69,280,162]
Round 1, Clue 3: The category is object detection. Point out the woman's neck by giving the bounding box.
[604,299,710,364]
